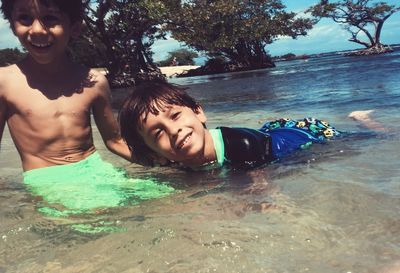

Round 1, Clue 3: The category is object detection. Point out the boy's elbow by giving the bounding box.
[105,138,132,160]
[105,140,118,152]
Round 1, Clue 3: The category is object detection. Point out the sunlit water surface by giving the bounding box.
[1,50,400,273]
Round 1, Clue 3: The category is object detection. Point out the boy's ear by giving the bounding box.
[195,107,207,124]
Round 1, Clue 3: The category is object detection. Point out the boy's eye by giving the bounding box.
[41,15,60,26]
[153,129,163,139]
[16,14,33,25]
[14,13,60,27]
[171,112,181,120]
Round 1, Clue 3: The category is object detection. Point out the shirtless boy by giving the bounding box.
[0,0,132,180]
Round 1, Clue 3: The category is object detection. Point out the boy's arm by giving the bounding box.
[0,76,7,146]
[91,73,133,162]
[0,93,6,146]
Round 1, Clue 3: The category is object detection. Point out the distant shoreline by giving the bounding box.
[96,65,201,110]
[92,65,200,78]
[94,44,400,78]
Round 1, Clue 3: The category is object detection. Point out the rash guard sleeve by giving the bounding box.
[218,127,274,169]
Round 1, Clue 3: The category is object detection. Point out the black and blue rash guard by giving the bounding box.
[206,118,341,170]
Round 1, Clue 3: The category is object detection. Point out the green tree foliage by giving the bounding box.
[0,48,26,66]
[68,28,107,68]
[280,53,296,59]
[83,0,179,86]
[307,0,400,50]
[158,48,199,66]
[168,0,314,69]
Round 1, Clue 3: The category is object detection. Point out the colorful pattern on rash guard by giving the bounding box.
[204,118,340,170]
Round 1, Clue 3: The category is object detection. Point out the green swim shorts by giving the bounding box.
[23,152,175,216]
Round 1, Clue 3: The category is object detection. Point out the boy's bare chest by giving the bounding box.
[8,83,96,120]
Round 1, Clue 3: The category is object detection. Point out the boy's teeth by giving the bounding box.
[31,42,50,47]
[178,135,190,149]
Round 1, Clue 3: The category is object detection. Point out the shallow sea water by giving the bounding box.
[1,50,400,273]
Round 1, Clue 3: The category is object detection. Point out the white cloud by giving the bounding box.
[269,20,360,56]
[271,0,400,55]
[0,17,7,28]
[152,36,187,61]
[308,22,348,39]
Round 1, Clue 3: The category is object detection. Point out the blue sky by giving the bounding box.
[1,0,399,63]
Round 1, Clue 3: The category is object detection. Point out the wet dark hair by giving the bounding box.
[1,0,85,24]
[118,81,202,165]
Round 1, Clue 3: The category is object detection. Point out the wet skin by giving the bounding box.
[139,104,217,168]
[0,0,131,171]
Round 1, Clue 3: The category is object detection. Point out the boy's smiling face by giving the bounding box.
[138,104,212,167]
[11,0,80,65]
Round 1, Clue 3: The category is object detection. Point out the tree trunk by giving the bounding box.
[345,43,394,56]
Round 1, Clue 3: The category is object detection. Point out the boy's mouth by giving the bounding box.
[29,41,52,49]
[176,133,192,150]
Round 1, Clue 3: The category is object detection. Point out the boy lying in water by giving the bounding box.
[118,81,379,170]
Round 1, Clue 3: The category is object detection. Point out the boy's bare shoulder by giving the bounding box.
[0,64,21,95]
[84,68,111,97]
[0,64,19,78]
[89,69,109,88]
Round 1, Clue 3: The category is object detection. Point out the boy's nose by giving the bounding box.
[170,126,181,136]
[30,19,48,34]
[168,126,182,140]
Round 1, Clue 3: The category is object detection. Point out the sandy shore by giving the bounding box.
[159,65,199,77]
[93,65,199,78]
